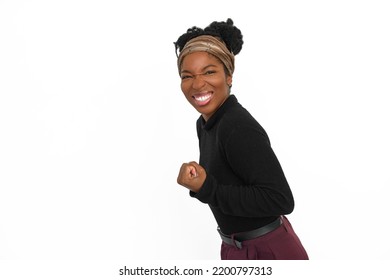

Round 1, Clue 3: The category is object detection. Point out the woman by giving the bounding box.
[175,18,308,260]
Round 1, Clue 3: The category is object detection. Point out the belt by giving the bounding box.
[217,217,282,249]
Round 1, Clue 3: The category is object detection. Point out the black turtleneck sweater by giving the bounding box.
[190,95,294,235]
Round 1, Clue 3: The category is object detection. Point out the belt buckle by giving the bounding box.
[218,227,242,249]
[231,234,242,249]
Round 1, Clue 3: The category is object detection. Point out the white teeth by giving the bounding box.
[194,94,211,101]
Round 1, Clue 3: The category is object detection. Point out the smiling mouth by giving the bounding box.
[193,93,212,106]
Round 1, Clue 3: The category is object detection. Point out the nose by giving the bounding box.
[192,74,206,90]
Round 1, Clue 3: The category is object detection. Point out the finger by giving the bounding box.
[188,161,204,175]
[189,166,198,177]
[183,163,196,176]
[177,163,196,183]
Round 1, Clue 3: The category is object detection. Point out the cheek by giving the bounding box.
[181,82,190,95]
[215,79,229,91]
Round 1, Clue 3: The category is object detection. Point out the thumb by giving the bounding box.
[188,161,205,176]
[188,164,198,177]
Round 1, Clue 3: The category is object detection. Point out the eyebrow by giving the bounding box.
[181,64,218,74]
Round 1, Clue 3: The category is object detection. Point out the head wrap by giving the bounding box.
[177,35,235,76]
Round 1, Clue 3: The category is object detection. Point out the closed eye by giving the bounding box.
[203,70,217,76]
[180,69,217,80]
[204,70,216,75]
[181,75,193,80]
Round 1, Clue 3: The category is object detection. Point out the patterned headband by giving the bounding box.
[177,35,235,76]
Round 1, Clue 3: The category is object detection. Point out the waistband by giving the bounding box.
[217,216,282,249]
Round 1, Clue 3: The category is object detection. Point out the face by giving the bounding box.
[180,52,232,121]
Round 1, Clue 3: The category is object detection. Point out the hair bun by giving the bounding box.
[174,26,204,54]
[204,18,243,55]
[174,18,244,56]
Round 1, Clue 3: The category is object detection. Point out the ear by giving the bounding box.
[227,75,233,87]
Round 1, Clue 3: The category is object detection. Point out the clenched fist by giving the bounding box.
[177,161,206,193]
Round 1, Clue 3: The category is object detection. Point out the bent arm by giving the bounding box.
[191,125,294,217]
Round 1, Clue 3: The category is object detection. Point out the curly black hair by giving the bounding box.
[174,18,244,57]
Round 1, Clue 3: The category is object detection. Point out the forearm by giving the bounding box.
[190,173,294,217]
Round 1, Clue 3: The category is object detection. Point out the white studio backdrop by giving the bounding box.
[0,0,389,260]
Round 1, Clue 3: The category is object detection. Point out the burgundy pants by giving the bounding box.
[220,216,309,260]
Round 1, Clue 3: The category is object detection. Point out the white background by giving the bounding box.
[1,0,389,261]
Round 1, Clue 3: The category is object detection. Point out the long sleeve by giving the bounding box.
[189,95,295,233]
[191,123,294,217]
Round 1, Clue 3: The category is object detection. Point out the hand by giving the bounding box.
[177,161,206,193]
